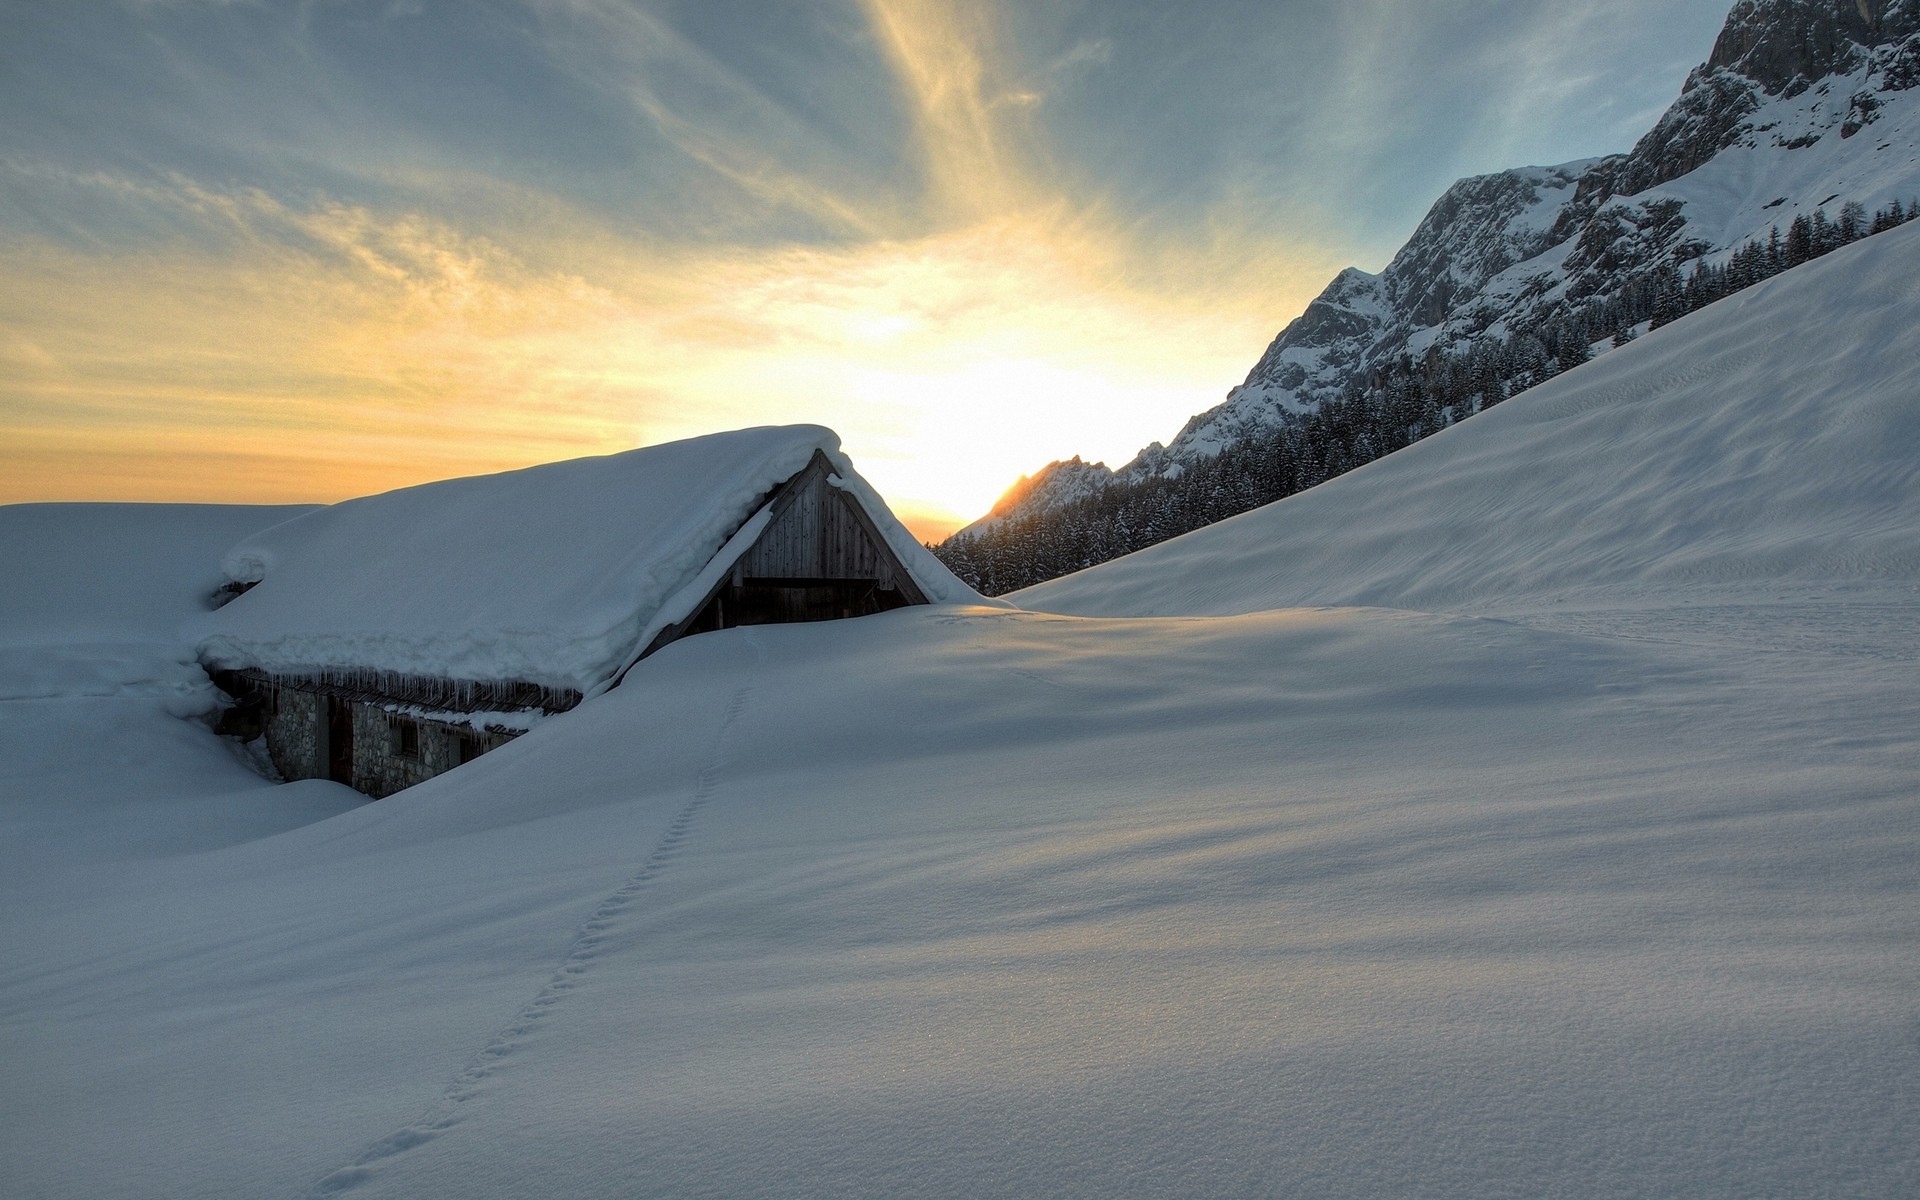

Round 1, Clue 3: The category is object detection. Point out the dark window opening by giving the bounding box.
[457,732,486,764]
[389,715,421,760]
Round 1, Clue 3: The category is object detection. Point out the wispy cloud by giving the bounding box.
[521,0,910,240]
[857,0,1046,221]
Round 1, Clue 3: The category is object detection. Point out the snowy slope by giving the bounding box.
[1017,220,1920,621]
[198,426,976,696]
[5,592,1915,1198]
[0,503,315,704]
[0,502,359,877]
[0,503,317,647]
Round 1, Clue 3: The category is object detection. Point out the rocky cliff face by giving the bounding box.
[1708,0,1915,91]
[1597,0,1919,199]
[1218,161,1599,442]
[961,0,1920,538]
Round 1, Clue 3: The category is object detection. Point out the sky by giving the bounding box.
[0,0,1737,538]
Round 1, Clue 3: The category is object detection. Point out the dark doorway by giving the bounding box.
[682,579,912,638]
[327,696,354,786]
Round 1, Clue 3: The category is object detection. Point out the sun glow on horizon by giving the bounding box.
[0,0,1348,534]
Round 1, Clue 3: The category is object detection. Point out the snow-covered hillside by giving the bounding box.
[4,223,1917,1196]
[0,503,315,707]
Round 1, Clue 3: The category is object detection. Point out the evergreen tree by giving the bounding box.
[1785,213,1813,266]
[1840,201,1866,243]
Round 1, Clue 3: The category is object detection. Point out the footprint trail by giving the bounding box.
[303,630,767,1197]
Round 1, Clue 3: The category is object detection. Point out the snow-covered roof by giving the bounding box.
[196,426,976,697]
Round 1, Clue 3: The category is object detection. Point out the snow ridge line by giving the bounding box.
[302,630,768,1198]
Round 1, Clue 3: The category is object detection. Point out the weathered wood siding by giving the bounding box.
[735,452,905,587]
[636,450,932,663]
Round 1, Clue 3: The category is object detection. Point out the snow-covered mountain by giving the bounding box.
[966,0,1920,534]
[956,454,1123,533]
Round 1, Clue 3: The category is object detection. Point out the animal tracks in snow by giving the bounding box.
[302,630,767,1198]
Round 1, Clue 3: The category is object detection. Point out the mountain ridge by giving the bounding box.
[942,0,1920,564]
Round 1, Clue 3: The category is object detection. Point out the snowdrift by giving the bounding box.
[1018,221,1920,619]
[196,426,975,695]
[0,502,317,648]
[0,503,315,704]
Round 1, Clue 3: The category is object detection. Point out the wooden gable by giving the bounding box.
[733,451,929,594]
[638,450,928,659]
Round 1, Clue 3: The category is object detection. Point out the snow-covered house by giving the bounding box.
[199,426,971,798]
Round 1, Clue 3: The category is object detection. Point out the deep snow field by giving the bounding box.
[4,228,1919,1199]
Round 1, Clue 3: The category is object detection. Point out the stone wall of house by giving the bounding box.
[252,683,521,799]
[264,687,325,783]
[351,704,428,797]
[349,707,516,798]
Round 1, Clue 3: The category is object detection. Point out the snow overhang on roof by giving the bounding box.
[195,426,981,698]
